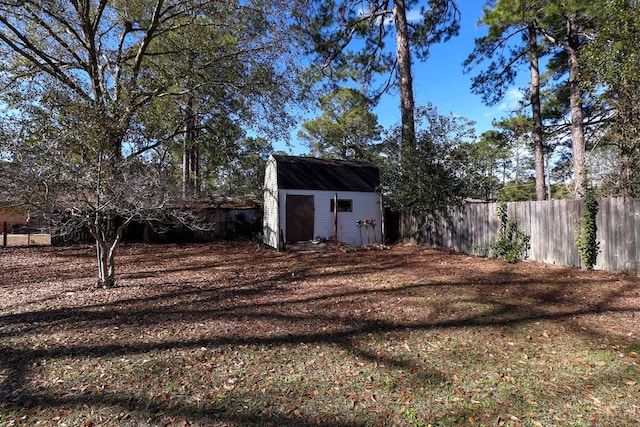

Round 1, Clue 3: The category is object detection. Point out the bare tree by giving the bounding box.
[0,0,298,286]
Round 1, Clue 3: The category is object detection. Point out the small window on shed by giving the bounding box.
[330,199,353,212]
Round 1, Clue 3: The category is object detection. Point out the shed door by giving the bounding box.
[286,195,314,242]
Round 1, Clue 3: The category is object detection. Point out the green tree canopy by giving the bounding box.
[581,0,640,197]
[298,87,382,161]
[298,0,460,162]
[0,0,301,287]
[452,130,511,201]
[534,1,600,198]
[464,0,551,200]
[379,104,474,218]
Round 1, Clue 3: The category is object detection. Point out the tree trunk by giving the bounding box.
[143,221,151,243]
[96,240,110,286]
[182,97,198,198]
[87,216,130,288]
[93,229,115,288]
[393,0,417,152]
[529,24,547,201]
[567,13,587,199]
[182,138,189,197]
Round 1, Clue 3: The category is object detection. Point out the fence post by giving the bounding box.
[2,222,6,248]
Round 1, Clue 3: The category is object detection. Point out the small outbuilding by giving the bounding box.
[263,155,383,250]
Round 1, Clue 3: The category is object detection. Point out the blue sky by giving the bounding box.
[278,0,526,155]
[375,0,524,133]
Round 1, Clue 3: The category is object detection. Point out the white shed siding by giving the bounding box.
[278,189,382,246]
[262,156,280,249]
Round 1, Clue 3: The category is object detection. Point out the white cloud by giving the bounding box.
[483,87,524,118]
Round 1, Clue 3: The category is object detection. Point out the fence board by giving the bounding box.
[595,198,605,271]
[633,199,640,276]
[538,201,550,264]
[607,198,618,272]
[614,197,626,271]
[558,200,567,265]
[621,198,635,275]
[529,202,538,262]
[530,201,541,263]
[598,198,613,272]
[559,199,570,265]
[404,197,640,277]
[548,201,558,264]
[571,199,582,267]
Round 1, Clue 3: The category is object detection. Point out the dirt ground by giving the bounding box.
[1,242,640,426]
[2,241,639,338]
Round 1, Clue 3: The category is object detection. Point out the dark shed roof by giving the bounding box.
[273,155,380,192]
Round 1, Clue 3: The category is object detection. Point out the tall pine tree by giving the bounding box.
[464,0,549,200]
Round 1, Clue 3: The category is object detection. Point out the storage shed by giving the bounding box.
[263,155,383,249]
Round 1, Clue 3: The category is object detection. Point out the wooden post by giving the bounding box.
[2,222,6,248]
[277,192,284,251]
[334,193,338,246]
[380,194,386,245]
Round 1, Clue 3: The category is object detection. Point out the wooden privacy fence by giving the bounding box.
[402,197,640,277]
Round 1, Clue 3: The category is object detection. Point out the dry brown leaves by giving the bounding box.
[1,242,639,426]
[2,242,639,348]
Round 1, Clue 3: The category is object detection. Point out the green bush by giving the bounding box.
[476,202,530,263]
[576,193,600,270]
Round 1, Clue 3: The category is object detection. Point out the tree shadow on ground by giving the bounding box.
[1,243,639,425]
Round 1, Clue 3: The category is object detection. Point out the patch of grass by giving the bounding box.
[1,242,639,426]
[2,233,51,247]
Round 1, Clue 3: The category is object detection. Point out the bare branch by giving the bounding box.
[0,15,92,101]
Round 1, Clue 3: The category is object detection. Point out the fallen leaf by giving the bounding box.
[285,406,298,415]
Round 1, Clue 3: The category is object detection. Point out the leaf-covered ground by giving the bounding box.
[1,242,639,426]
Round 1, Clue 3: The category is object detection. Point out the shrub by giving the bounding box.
[576,193,600,270]
[476,202,530,263]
